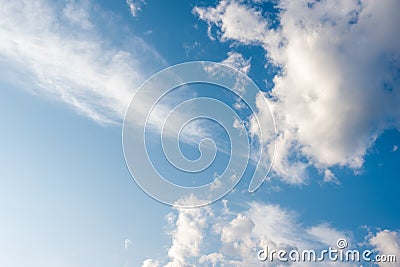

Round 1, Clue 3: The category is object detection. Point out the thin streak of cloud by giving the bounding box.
[126,0,146,17]
[0,0,163,124]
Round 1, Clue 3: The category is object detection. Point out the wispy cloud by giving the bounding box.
[193,0,268,45]
[369,230,400,267]
[0,0,236,157]
[124,239,132,249]
[0,0,164,124]
[126,0,146,17]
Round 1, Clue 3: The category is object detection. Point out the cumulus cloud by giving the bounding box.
[0,0,249,156]
[124,239,132,249]
[144,201,352,266]
[0,0,164,124]
[369,230,400,266]
[199,252,225,266]
[194,0,400,184]
[142,259,160,267]
[193,0,268,44]
[164,204,212,266]
[62,0,93,30]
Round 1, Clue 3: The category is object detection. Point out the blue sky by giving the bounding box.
[0,0,399,266]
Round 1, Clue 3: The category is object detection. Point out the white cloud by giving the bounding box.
[145,201,353,266]
[193,0,268,45]
[126,0,146,17]
[369,230,400,266]
[142,259,160,267]
[194,0,400,184]
[219,214,255,259]
[199,252,225,266]
[392,145,398,152]
[124,239,132,249]
[221,51,251,75]
[62,0,93,30]
[0,0,245,182]
[307,223,347,248]
[0,0,163,124]
[164,198,213,266]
